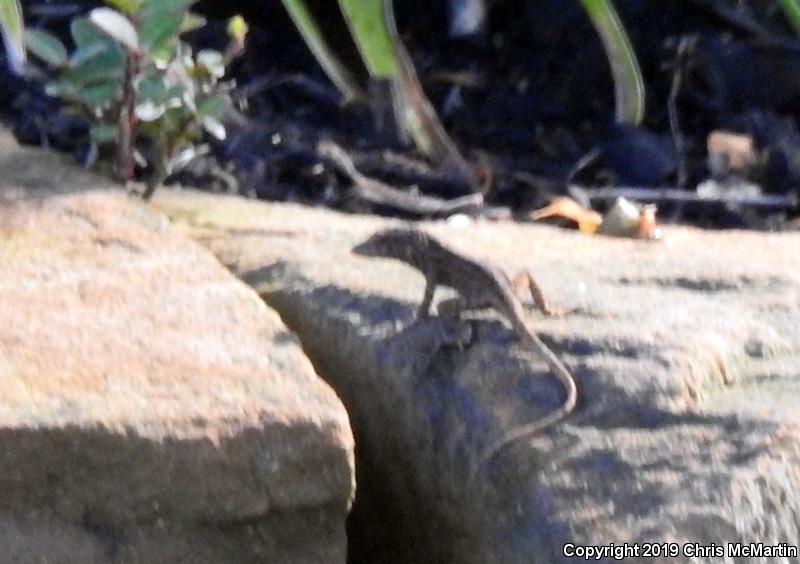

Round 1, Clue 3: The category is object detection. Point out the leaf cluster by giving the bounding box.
[24,0,244,198]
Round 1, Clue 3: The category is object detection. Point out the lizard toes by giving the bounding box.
[441,319,473,349]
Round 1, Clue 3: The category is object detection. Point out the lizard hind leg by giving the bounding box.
[510,270,559,316]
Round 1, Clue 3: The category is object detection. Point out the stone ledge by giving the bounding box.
[0,173,354,563]
[153,188,800,563]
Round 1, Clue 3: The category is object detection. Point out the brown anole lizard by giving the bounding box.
[353,227,577,481]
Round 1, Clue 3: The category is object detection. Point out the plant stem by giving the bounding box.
[116,50,138,183]
[141,133,167,201]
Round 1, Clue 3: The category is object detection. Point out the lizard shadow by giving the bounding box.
[245,261,580,474]
[383,310,581,467]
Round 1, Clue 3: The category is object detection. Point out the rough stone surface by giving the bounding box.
[154,189,800,564]
[0,149,354,563]
[0,133,106,200]
[0,126,18,152]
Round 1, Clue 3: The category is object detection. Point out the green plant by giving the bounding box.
[579,0,645,125]
[25,0,246,200]
[339,0,476,187]
[778,0,800,37]
[0,0,25,74]
[280,0,364,103]
[285,0,644,184]
[280,0,474,186]
[337,0,398,78]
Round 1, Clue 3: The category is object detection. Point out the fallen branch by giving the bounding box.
[579,185,799,210]
[317,140,483,216]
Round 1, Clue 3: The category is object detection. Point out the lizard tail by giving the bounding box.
[468,328,576,485]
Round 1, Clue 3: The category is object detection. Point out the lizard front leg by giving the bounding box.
[437,295,464,319]
[437,296,474,347]
[385,316,471,378]
[417,277,436,318]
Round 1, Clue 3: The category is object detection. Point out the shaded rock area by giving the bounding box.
[153,189,800,563]
[0,138,354,563]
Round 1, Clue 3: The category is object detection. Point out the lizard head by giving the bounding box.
[352,228,429,261]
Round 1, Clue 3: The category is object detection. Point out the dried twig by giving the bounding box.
[580,185,799,210]
[668,36,696,189]
[317,140,483,216]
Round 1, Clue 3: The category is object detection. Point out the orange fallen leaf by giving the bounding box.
[530,197,603,233]
[531,196,661,240]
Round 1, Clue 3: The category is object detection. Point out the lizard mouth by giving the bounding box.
[351,241,376,256]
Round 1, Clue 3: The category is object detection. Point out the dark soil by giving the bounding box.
[3,0,800,228]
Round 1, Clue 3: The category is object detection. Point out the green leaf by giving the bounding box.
[89,123,118,143]
[280,0,363,102]
[226,15,248,40]
[64,48,125,86]
[137,72,167,101]
[180,12,206,34]
[0,0,25,74]
[140,0,196,15]
[73,81,120,106]
[70,41,118,66]
[71,17,111,50]
[139,10,182,52]
[104,0,142,15]
[338,0,398,78]
[196,49,224,78]
[160,106,184,133]
[169,145,203,172]
[197,93,229,117]
[89,7,139,52]
[25,28,67,66]
[778,0,800,37]
[137,77,186,113]
[48,79,119,106]
[138,0,196,32]
[201,115,226,140]
[45,80,74,99]
[163,85,187,106]
[148,43,175,62]
[136,99,166,121]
